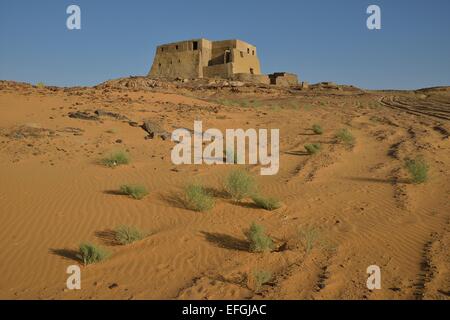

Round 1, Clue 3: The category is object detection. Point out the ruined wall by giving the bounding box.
[233,40,257,57]
[203,63,232,78]
[148,38,264,80]
[230,48,261,75]
[211,40,260,75]
[148,39,211,79]
[231,73,270,84]
[205,40,261,78]
[198,39,212,68]
[269,73,299,86]
[149,51,200,79]
[209,40,234,67]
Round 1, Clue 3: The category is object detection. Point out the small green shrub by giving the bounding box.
[78,243,110,265]
[245,222,274,253]
[184,183,215,212]
[369,116,383,122]
[250,100,263,108]
[251,195,281,211]
[115,225,145,245]
[304,143,321,155]
[224,169,257,202]
[253,270,272,291]
[298,227,320,253]
[102,150,130,167]
[120,184,149,200]
[36,82,45,88]
[312,124,323,135]
[216,99,245,107]
[335,128,355,146]
[240,99,261,108]
[106,128,118,134]
[271,105,281,112]
[405,157,428,184]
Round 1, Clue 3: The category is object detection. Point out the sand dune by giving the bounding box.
[0,79,448,299]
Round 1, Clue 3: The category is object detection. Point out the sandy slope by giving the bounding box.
[0,80,448,300]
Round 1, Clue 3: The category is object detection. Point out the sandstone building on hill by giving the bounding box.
[148,38,299,86]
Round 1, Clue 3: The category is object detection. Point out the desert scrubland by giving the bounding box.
[0,78,448,299]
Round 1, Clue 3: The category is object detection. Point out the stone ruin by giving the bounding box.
[148,38,301,87]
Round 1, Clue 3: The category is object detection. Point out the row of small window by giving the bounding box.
[160,41,255,55]
[161,45,183,52]
[160,41,198,52]
[158,59,182,67]
[240,49,255,57]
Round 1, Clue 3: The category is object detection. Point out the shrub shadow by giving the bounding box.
[316,140,336,145]
[49,248,81,263]
[103,190,126,196]
[344,177,410,184]
[298,132,316,136]
[201,231,249,252]
[95,229,120,246]
[160,191,187,210]
[203,187,230,199]
[284,151,309,156]
[231,200,261,209]
[437,290,450,297]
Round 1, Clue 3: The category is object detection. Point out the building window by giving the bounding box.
[252,50,255,55]
[158,63,161,67]
[193,41,198,50]
[161,47,164,52]
[247,48,250,54]
[176,45,179,50]
[240,51,244,58]
[250,68,254,74]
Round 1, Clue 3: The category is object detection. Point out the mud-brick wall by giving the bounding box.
[231,48,261,75]
[148,38,262,79]
[148,39,212,79]
[148,50,202,79]
[232,73,270,84]
[269,73,299,86]
[203,63,232,78]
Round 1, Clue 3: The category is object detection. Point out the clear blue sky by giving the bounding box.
[1,0,449,90]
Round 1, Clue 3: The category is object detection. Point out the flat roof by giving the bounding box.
[156,38,256,48]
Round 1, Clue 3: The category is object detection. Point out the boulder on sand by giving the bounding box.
[141,120,170,140]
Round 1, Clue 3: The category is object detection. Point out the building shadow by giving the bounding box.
[201,231,249,251]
